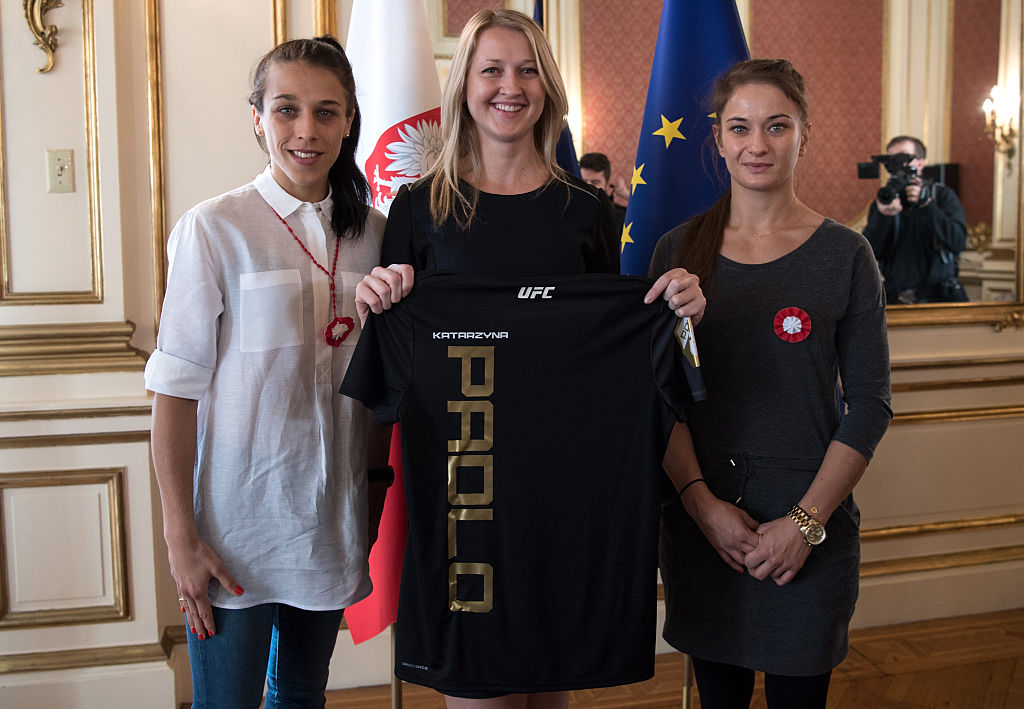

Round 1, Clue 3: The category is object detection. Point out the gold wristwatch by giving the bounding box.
[788,505,826,546]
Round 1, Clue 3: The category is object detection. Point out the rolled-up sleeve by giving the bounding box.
[144,208,223,400]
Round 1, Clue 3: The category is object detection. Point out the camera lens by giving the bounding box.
[877,185,898,204]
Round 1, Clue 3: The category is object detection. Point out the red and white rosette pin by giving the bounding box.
[774,307,811,343]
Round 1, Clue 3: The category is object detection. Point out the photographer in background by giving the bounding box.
[863,135,968,304]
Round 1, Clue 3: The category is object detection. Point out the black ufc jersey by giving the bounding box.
[341,272,704,694]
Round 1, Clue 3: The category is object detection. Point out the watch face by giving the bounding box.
[806,523,826,545]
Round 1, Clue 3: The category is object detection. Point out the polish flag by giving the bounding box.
[343,0,441,645]
[347,0,443,215]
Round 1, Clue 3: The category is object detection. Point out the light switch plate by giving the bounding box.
[46,149,74,193]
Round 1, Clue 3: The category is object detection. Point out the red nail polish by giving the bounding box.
[197,633,205,640]
[209,631,215,637]
[234,585,244,595]
[190,627,195,633]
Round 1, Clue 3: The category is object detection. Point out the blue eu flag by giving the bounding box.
[619,0,749,275]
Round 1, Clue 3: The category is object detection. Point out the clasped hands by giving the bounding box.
[691,494,812,587]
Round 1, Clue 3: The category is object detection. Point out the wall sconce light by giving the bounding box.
[982,85,1019,166]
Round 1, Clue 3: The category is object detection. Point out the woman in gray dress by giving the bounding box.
[652,59,892,709]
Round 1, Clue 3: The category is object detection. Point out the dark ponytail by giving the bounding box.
[672,190,731,287]
[249,36,370,240]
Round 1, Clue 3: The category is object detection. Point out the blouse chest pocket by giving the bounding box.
[239,269,303,352]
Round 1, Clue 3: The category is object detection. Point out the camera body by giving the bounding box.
[857,153,932,206]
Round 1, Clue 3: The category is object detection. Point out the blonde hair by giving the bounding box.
[427,9,570,228]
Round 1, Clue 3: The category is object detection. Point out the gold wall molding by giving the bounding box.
[0,321,147,376]
[860,544,1024,578]
[886,303,1024,329]
[273,0,287,45]
[314,0,337,37]
[891,374,1024,393]
[995,310,1024,331]
[23,0,63,73]
[890,355,1024,370]
[861,513,1024,541]
[0,431,150,450]
[0,468,128,629]
[2,0,103,305]
[893,405,1024,425]
[0,641,165,674]
[0,405,151,423]
[146,0,167,327]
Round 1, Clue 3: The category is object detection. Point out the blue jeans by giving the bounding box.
[187,603,344,709]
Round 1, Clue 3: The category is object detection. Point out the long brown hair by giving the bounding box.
[426,9,570,229]
[672,59,809,286]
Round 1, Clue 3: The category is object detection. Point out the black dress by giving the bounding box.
[649,219,893,676]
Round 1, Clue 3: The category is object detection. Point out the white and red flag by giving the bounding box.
[343,0,441,645]
[347,0,443,215]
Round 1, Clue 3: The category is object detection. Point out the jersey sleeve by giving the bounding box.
[339,302,413,424]
[651,304,706,422]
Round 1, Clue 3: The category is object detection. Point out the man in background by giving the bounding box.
[862,136,968,304]
[580,152,628,236]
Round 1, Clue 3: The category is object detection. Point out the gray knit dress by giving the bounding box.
[650,218,892,676]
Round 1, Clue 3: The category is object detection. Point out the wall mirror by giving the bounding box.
[883,0,1022,328]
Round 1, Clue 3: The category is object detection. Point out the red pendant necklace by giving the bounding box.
[273,208,354,347]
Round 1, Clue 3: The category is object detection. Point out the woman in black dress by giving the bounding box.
[653,59,892,709]
[354,10,706,709]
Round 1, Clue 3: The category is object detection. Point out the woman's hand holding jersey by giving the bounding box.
[645,267,706,323]
[355,264,415,324]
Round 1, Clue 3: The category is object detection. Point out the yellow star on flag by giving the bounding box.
[630,163,646,194]
[653,115,685,148]
[620,221,635,253]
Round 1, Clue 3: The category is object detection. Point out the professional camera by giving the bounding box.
[857,153,932,206]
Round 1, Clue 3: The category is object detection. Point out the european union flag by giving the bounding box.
[620,0,749,275]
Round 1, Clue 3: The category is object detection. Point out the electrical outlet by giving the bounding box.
[46,149,75,193]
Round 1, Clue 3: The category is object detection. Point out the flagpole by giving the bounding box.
[390,622,403,709]
[681,653,693,708]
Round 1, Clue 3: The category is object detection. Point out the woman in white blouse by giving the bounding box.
[145,37,390,708]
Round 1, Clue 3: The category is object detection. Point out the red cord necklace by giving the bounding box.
[273,208,354,347]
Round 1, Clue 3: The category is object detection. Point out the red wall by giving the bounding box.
[748,0,884,224]
[580,0,662,195]
[446,0,505,36]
